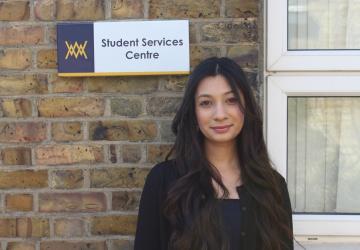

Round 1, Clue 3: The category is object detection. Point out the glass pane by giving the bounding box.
[288,0,360,50]
[287,97,360,213]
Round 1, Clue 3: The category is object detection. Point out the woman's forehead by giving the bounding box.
[195,75,238,97]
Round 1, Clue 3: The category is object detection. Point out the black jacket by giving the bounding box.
[134,160,294,250]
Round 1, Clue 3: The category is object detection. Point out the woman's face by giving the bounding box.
[195,75,245,145]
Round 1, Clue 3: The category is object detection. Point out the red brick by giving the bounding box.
[146,97,181,116]
[36,145,103,165]
[7,242,36,250]
[51,169,84,189]
[227,45,258,69]
[0,26,44,46]
[0,49,31,70]
[39,193,106,212]
[0,122,47,143]
[0,1,30,21]
[149,0,220,18]
[47,26,57,44]
[90,120,157,142]
[0,75,48,96]
[16,218,49,237]
[109,240,134,250]
[90,167,148,188]
[112,191,141,211]
[0,218,49,237]
[87,77,158,94]
[36,49,57,69]
[122,144,141,163]
[56,0,105,20]
[190,46,221,68]
[6,194,33,211]
[54,219,85,237]
[51,122,83,142]
[0,218,16,237]
[147,144,172,163]
[34,0,56,20]
[0,170,48,189]
[111,0,143,18]
[200,21,258,43]
[40,241,106,250]
[1,147,32,165]
[225,0,258,18]
[0,99,32,118]
[49,74,84,93]
[38,97,105,117]
[162,75,188,91]
[91,215,137,235]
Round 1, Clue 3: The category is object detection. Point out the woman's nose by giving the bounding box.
[213,103,227,120]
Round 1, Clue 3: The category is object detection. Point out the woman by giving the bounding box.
[134,57,293,250]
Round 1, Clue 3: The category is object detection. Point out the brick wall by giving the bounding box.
[0,0,260,249]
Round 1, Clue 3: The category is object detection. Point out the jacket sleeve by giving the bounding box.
[134,165,163,250]
[279,175,294,250]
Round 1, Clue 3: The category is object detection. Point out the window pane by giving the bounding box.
[287,97,360,213]
[288,0,360,50]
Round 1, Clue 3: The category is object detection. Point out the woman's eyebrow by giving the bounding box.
[197,90,234,98]
[197,94,211,98]
[224,90,235,95]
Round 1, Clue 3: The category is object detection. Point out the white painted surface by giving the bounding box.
[267,75,360,236]
[267,0,360,71]
[94,20,189,73]
[295,242,360,250]
[265,0,360,245]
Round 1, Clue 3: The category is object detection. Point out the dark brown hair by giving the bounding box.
[163,57,293,250]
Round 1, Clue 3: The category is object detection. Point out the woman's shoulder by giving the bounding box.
[145,159,178,187]
[269,168,289,194]
[271,168,287,183]
[148,159,176,176]
[270,168,291,204]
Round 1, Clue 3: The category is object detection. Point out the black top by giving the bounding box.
[218,198,242,250]
[134,160,294,250]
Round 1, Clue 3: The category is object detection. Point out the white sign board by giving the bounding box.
[57,20,190,76]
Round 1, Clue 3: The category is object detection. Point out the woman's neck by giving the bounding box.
[205,140,242,198]
[204,140,239,173]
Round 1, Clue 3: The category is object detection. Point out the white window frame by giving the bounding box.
[267,75,360,236]
[267,0,360,71]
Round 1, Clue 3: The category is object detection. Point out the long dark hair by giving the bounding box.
[163,57,292,250]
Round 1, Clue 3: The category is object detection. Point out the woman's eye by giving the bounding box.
[199,100,212,107]
[227,97,238,104]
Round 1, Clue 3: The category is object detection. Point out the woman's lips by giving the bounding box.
[210,125,233,133]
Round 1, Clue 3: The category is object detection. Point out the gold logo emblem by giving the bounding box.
[65,41,88,59]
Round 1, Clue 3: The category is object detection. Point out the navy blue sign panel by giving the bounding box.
[57,23,94,73]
